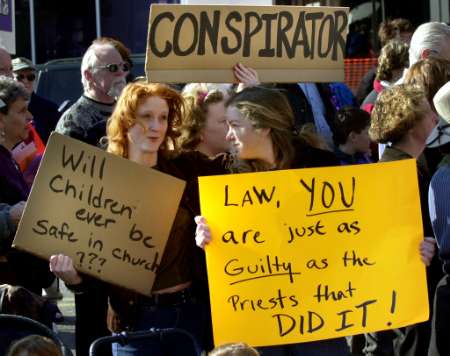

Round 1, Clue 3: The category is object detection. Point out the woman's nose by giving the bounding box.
[26,110,33,122]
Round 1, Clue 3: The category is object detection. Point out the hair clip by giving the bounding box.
[196,91,208,106]
[0,98,5,108]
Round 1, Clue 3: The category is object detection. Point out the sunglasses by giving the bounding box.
[97,62,131,73]
[16,73,36,82]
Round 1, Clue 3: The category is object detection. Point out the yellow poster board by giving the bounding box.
[198,159,428,347]
[13,133,186,297]
[146,4,348,83]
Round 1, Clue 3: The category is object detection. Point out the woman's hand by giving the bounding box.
[234,63,260,92]
[420,237,436,266]
[49,254,83,285]
[195,216,211,249]
[9,201,26,227]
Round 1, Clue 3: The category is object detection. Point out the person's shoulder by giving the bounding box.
[31,93,59,110]
[59,96,86,117]
[431,164,450,184]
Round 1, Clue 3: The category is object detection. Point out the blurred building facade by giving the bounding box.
[11,0,450,64]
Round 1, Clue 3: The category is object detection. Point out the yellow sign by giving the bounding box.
[146,5,348,83]
[13,133,186,297]
[198,159,428,347]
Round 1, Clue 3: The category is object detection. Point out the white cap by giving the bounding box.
[427,81,450,148]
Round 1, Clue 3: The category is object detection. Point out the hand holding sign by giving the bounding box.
[234,63,260,92]
[49,254,82,286]
[195,215,211,249]
[420,237,436,266]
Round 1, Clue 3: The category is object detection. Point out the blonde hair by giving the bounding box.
[107,82,183,158]
[209,342,259,356]
[376,40,409,81]
[178,83,230,150]
[369,84,428,143]
[404,57,450,106]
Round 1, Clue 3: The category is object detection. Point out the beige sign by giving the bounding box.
[146,4,349,83]
[13,133,186,297]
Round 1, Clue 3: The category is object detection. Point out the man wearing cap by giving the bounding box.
[428,81,450,356]
[12,57,60,144]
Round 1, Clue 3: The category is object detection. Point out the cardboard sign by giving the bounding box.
[13,133,186,297]
[146,4,348,83]
[198,159,428,347]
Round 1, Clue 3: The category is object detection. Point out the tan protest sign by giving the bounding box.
[146,5,348,83]
[198,159,428,347]
[13,133,185,297]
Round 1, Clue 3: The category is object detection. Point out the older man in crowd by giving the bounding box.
[55,41,128,146]
[401,22,450,81]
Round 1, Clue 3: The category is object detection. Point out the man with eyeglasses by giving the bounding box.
[12,57,60,144]
[55,41,128,147]
[0,45,13,78]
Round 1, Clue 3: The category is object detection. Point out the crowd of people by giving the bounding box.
[0,14,450,356]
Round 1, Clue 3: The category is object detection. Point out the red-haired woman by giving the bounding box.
[50,82,224,356]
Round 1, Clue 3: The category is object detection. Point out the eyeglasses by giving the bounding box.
[96,62,131,73]
[16,73,36,82]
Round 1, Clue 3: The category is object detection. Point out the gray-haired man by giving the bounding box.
[55,41,128,146]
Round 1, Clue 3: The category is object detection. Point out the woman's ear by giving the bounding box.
[347,131,357,143]
[420,48,437,60]
[83,69,93,84]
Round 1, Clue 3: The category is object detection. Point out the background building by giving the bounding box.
[8,0,450,64]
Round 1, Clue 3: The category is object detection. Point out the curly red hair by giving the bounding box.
[107,82,183,158]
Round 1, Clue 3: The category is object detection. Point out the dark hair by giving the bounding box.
[333,107,371,145]
[378,18,414,46]
[0,76,29,114]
